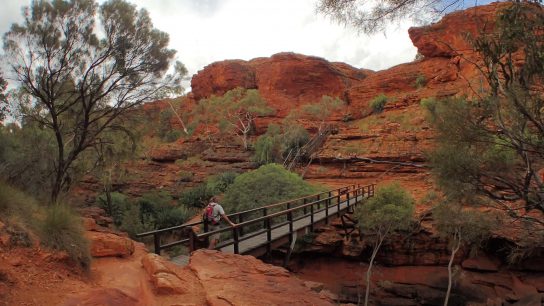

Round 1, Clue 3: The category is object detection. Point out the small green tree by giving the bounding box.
[433,203,497,306]
[194,88,275,150]
[369,94,388,113]
[355,183,414,306]
[297,95,345,132]
[415,74,427,89]
[223,164,317,213]
[96,192,128,226]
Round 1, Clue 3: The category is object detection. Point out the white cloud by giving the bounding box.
[0,0,418,89]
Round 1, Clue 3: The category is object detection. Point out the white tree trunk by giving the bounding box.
[445,230,461,306]
[364,233,385,306]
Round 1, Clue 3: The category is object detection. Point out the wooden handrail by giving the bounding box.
[137,183,374,255]
[136,185,355,238]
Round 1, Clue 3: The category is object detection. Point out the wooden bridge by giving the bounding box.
[137,184,375,264]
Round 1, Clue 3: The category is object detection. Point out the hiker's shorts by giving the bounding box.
[209,223,221,242]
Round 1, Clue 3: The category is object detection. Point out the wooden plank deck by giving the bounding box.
[170,194,364,265]
[219,194,362,255]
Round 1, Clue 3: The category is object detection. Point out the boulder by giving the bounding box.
[86,231,135,258]
[189,250,333,305]
[152,272,186,295]
[141,253,170,276]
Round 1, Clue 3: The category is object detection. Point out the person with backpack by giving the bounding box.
[204,196,237,249]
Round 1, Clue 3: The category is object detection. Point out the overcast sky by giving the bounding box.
[0,0,494,90]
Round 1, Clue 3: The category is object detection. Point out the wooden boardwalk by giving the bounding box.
[170,193,364,265]
[219,194,362,254]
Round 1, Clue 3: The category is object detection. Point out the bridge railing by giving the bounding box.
[137,183,375,255]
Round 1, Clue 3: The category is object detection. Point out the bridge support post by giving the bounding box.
[266,218,271,257]
[238,214,244,236]
[154,233,161,255]
[189,230,196,253]
[337,191,341,217]
[325,192,329,224]
[263,208,268,230]
[233,227,239,254]
[310,202,314,232]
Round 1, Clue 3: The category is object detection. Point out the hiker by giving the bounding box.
[204,196,237,249]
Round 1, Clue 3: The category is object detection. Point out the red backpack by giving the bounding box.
[204,203,218,224]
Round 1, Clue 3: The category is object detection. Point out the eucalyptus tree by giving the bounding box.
[425,3,544,222]
[433,203,496,306]
[355,183,414,306]
[3,0,186,203]
[316,0,543,34]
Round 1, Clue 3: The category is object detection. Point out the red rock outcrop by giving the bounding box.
[86,231,135,258]
[191,52,369,116]
[191,59,257,101]
[408,2,510,58]
[188,249,334,306]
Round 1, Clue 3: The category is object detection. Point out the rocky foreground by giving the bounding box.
[1,211,335,306]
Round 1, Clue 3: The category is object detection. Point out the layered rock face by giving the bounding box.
[192,52,369,116]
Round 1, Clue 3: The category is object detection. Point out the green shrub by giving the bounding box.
[0,181,40,222]
[223,164,317,213]
[415,74,427,89]
[283,125,310,153]
[96,192,128,226]
[179,184,211,208]
[370,94,388,113]
[163,130,182,142]
[119,205,153,239]
[178,171,194,182]
[40,205,91,270]
[206,172,238,193]
[420,97,438,112]
[253,134,276,165]
[179,171,239,208]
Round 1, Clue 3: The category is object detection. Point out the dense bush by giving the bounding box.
[223,164,317,213]
[369,94,388,113]
[419,97,437,112]
[253,124,310,165]
[40,204,91,270]
[179,171,239,208]
[415,74,427,89]
[96,192,128,226]
[0,124,56,199]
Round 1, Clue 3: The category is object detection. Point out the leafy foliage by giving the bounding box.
[316,0,538,34]
[356,183,414,235]
[3,0,186,202]
[40,204,91,269]
[433,203,497,305]
[114,191,198,238]
[433,204,496,248]
[223,164,317,213]
[369,94,388,113]
[415,74,427,89]
[0,123,57,199]
[179,171,239,208]
[193,88,275,150]
[355,183,414,306]
[253,124,309,165]
[96,192,128,226]
[0,74,7,122]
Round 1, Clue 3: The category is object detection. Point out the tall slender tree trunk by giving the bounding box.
[364,234,385,306]
[445,230,461,306]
